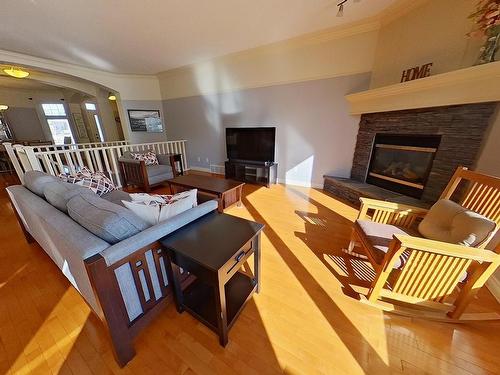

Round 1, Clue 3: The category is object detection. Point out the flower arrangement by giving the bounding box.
[468,0,500,63]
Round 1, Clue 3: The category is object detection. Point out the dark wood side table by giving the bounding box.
[161,212,264,346]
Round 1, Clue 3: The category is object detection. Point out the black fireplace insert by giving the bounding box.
[366,134,441,198]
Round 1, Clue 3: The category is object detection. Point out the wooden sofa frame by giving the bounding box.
[119,159,156,192]
[10,197,192,367]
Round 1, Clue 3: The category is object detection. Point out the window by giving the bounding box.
[42,103,66,116]
[85,103,96,111]
[47,119,74,145]
[42,103,74,145]
[94,114,104,142]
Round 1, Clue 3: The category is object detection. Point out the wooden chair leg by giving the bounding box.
[9,199,35,244]
[449,262,500,319]
[367,265,391,302]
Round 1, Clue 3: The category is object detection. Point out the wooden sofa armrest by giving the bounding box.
[118,159,148,190]
[392,234,499,263]
[358,197,428,227]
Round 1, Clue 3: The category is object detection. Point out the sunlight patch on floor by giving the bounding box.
[243,185,391,373]
[7,288,89,375]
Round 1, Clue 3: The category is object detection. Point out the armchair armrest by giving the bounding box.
[392,234,499,263]
[100,200,218,266]
[358,197,428,227]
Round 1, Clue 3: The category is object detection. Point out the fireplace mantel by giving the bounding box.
[346,61,500,115]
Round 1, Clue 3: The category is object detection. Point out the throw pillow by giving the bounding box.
[122,189,197,225]
[130,151,159,166]
[59,166,116,196]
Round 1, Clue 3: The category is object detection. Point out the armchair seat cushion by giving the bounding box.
[146,164,173,178]
[355,220,415,268]
[418,199,496,247]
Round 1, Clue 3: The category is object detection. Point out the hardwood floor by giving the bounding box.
[1,172,500,374]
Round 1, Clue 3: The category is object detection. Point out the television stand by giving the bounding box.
[225,160,278,188]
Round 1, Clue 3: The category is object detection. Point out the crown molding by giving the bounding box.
[346,61,500,114]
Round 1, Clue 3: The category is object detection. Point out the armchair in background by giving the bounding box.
[119,151,178,192]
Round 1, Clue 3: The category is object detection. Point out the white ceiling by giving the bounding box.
[0,75,58,90]
[0,0,396,75]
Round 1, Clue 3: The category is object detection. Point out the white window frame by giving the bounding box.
[42,103,75,145]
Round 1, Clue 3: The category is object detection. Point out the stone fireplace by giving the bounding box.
[324,103,497,207]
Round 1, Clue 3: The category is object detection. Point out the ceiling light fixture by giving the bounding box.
[3,66,30,79]
[108,93,117,101]
[0,105,8,111]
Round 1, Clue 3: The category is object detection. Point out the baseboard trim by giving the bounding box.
[187,166,223,175]
[487,274,500,303]
[188,169,323,188]
[277,178,323,189]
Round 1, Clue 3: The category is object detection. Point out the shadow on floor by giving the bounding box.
[241,184,391,373]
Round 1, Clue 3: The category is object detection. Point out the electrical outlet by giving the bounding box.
[197,156,201,162]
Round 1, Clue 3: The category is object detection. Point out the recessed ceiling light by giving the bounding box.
[3,67,30,79]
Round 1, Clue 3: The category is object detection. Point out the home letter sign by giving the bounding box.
[400,63,433,83]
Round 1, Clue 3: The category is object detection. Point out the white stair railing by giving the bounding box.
[4,140,188,188]
[30,140,130,152]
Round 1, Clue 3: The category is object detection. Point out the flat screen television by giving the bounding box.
[226,127,276,163]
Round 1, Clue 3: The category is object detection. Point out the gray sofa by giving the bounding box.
[7,171,217,366]
[118,151,174,192]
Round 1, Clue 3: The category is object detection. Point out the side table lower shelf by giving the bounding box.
[182,272,257,333]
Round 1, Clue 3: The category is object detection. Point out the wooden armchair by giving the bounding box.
[119,152,181,192]
[350,167,500,321]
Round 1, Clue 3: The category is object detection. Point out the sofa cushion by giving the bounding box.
[43,181,92,213]
[418,199,496,247]
[24,170,59,197]
[67,192,149,244]
[101,189,132,207]
[355,220,411,269]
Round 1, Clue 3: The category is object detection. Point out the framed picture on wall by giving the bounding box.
[128,109,163,132]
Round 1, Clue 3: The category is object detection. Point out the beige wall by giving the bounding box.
[477,104,500,177]
[158,22,379,100]
[370,0,482,88]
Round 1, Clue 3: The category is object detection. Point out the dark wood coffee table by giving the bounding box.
[161,212,264,346]
[167,174,244,213]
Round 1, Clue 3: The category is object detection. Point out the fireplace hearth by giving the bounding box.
[366,134,441,199]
